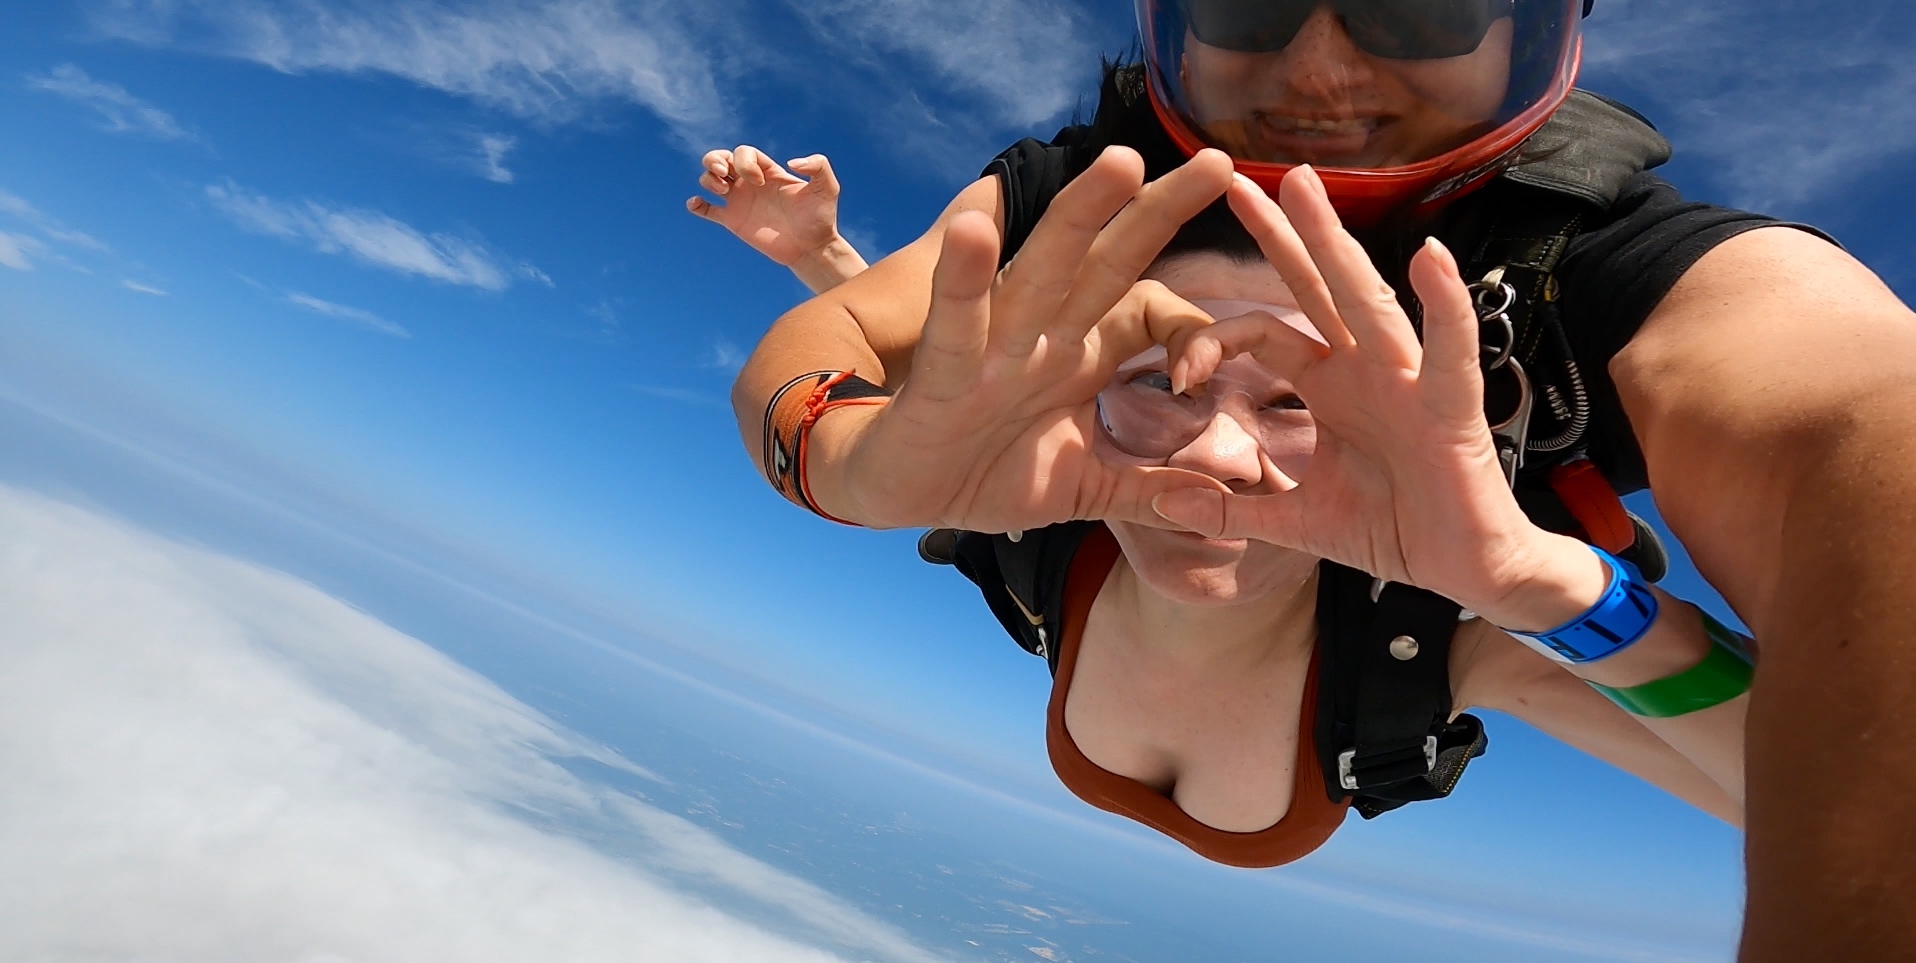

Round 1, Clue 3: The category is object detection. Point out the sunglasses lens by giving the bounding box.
[1186,0,1506,59]
[1185,0,1313,52]
[1342,0,1502,59]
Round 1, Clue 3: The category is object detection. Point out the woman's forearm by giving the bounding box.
[787,235,870,294]
[1473,535,1748,801]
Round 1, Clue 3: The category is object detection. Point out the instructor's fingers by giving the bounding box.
[790,155,841,198]
[733,145,769,187]
[1225,174,1352,348]
[1277,166,1421,365]
[990,147,1147,357]
[912,209,1000,400]
[686,196,725,223]
[1408,236,1486,421]
[1057,148,1236,341]
[1151,488,1307,544]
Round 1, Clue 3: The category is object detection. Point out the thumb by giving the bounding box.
[1152,489,1227,537]
[792,155,842,198]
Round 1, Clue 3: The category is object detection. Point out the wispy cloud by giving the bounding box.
[0,484,943,963]
[120,279,169,295]
[0,190,109,253]
[25,63,192,140]
[1583,0,1916,213]
[706,339,745,372]
[86,0,1095,155]
[477,132,516,183]
[205,180,545,290]
[631,384,723,407]
[287,291,412,338]
[0,231,42,271]
[88,0,732,145]
[795,0,1097,130]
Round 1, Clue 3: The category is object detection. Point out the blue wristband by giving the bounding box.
[1510,547,1659,663]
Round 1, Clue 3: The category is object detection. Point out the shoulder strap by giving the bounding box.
[982,135,1087,270]
[1314,564,1488,819]
[922,523,1096,673]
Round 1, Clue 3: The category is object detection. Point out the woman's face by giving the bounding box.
[1180,6,1514,168]
[1104,254,1319,606]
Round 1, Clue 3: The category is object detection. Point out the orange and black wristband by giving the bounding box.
[761,370,891,525]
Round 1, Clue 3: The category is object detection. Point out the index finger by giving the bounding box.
[1053,148,1237,340]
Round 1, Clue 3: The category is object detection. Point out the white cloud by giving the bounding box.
[1583,0,1916,213]
[25,63,192,140]
[205,180,545,290]
[0,189,109,253]
[477,132,516,183]
[86,0,1094,153]
[794,0,1097,130]
[0,231,40,270]
[88,0,732,144]
[0,483,944,963]
[707,339,745,372]
[287,291,413,338]
[120,279,169,295]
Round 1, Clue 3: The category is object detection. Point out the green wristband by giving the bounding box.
[1590,612,1755,718]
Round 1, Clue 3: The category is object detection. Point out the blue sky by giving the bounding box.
[3,1,1913,960]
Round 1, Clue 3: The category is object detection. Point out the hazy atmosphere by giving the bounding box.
[4,1,1912,960]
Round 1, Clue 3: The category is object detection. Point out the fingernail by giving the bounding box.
[1151,493,1174,521]
[1171,362,1187,396]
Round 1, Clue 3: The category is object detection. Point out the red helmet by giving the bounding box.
[1138,0,1588,225]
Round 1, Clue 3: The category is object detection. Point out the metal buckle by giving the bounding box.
[1337,736,1439,792]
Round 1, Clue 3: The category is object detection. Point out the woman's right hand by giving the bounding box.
[810,147,1241,533]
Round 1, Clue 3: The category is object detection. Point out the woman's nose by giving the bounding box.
[1167,407,1265,488]
[1267,6,1376,103]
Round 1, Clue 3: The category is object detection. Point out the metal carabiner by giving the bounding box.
[1468,268,1518,371]
[1485,358,1534,489]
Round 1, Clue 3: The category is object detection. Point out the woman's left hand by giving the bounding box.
[1151,167,1599,626]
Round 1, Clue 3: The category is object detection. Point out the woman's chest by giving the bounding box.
[1063,606,1316,833]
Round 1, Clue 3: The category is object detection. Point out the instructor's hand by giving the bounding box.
[827,148,1239,533]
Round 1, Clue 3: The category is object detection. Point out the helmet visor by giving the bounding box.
[1139,0,1581,170]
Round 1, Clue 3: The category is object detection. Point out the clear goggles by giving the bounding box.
[1136,0,1582,169]
[1096,300,1323,461]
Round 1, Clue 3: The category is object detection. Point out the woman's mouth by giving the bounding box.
[1247,112,1386,165]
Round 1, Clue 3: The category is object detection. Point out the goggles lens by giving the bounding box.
[1096,353,1308,461]
[1186,0,1516,60]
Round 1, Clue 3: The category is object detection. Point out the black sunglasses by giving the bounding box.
[1184,0,1519,60]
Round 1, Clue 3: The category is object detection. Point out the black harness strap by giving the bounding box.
[1315,564,1488,818]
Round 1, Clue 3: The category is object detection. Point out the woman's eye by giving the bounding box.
[1265,393,1308,412]
[1130,372,1176,393]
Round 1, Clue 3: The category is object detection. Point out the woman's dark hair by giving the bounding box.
[1073,59,1266,270]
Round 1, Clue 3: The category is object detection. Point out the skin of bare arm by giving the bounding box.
[1451,612,1744,824]
[732,149,1246,533]
[1609,226,1916,962]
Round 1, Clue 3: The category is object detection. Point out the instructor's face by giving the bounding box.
[1181,7,1513,168]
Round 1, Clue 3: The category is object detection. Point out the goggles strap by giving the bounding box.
[761,370,891,526]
